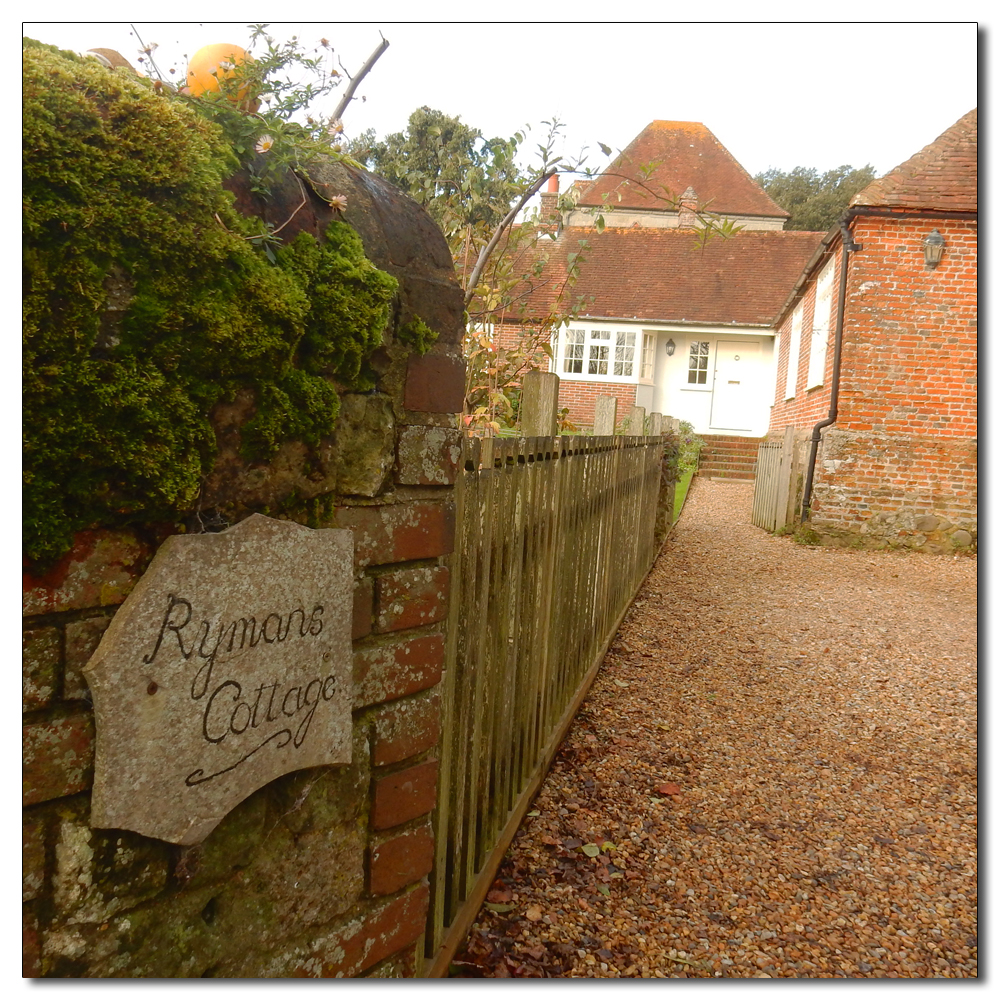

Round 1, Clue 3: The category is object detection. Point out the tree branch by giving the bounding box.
[332,35,389,122]
[464,169,556,308]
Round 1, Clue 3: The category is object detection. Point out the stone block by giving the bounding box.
[228,883,429,977]
[404,351,466,414]
[23,713,95,806]
[335,501,455,569]
[353,633,445,709]
[395,425,463,486]
[335,393,395,497]
[370,821,435,897]
[23,905,41,978]
[23,529,151,616]
[373,691,441,767]
[23,810,47,902]
[372,760,438,831]
[23,628,59,712]
[64,615,112,702]
[51,803,170,925]
[375,566,449,633]
[399,273,465,345]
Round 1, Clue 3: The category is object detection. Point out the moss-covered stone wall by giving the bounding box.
[23,39,465,978]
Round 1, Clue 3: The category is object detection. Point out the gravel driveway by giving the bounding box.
[457,477,977,978]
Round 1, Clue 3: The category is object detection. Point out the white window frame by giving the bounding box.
[685,340,712,391]
[784,303,803,400]
[807,259,835,389]
[640,332,655,382]
[557,326,641,383]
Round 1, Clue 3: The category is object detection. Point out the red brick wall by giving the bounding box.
[556,380,638,428]
[768,218,977,549]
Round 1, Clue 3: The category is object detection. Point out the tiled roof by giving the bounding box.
[851,109,977,212]
[576,121,789,220]
[514,227,824,327]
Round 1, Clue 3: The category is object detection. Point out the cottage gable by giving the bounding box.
[850,108,977,213]
[566,121,789,230]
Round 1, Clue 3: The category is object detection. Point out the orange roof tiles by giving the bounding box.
[514,227,824,327]
[851,109,977,213]
[577,121,789,220]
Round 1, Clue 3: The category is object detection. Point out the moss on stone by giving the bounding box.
[23,39,398,565]
[396,316,439,355]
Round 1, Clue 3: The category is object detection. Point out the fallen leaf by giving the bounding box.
[563,838,583,850]
[484,902,515,913]
[486,889,512,903]
[601,841,617,852]
[527,810,540,817]
[525,905,543,922]
[614,679,630,688]
[581,843,601,857]
[655,782,681,795]
[525,946,546,960]
[597,885,611,896]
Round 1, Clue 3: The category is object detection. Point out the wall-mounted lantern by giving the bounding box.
[923,229,945,268]
[665,338,676,356]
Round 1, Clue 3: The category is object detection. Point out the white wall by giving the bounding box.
[650,329,775,436]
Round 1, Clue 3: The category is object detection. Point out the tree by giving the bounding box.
[754,164,877,232]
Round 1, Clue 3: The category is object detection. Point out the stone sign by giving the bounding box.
[84,515,354,845]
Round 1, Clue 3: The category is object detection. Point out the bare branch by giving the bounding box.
[332,35,389,122]
[464,169,557,308]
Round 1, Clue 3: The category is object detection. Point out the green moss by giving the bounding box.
[23,40,398,564]
[396,316,439,355]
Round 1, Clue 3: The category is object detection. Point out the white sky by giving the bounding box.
[23,16,980,184]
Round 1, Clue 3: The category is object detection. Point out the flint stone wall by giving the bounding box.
[23,161,463,978]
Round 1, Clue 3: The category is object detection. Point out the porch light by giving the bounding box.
[665,339,676,356]
[923,229,945,268]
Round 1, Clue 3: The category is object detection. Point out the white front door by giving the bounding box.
[710,341,760,431]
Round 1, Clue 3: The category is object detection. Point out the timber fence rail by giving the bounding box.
[425,430,673,975]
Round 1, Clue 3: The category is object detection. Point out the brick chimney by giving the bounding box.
[678,185,698,228]
[539,174,560,222]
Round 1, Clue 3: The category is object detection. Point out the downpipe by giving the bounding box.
[800,221,862,520]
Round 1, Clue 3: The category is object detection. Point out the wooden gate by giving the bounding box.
[425,433,670,975]
[750,427,804,533]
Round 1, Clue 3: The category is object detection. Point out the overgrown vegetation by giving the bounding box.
[23,39,397,564]
[754,164,877,232]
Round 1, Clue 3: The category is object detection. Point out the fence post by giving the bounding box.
[648,412,663,437]
[593,396,617,436]
[521,371,559,437]
[625,405,646,436]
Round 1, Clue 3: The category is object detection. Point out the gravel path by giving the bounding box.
[456,477,978,978]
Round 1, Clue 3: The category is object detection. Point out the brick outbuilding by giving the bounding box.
[767,109,977,551]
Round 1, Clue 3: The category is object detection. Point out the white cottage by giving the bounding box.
[499,121,825,436]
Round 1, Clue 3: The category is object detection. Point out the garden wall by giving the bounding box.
[23,65,465,973]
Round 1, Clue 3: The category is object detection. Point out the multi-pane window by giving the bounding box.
[562,328,585,373]
[640,333,655,381]
[588,330,611,374]
[807,259,835,389]
[559,327,639,380]
[688,341,710,384]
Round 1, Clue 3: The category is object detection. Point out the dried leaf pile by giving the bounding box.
[454,479,977,978]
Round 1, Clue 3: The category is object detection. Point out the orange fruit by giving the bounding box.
[185,43,259,110]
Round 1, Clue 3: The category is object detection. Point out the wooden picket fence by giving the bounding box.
[424,430,673,975]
